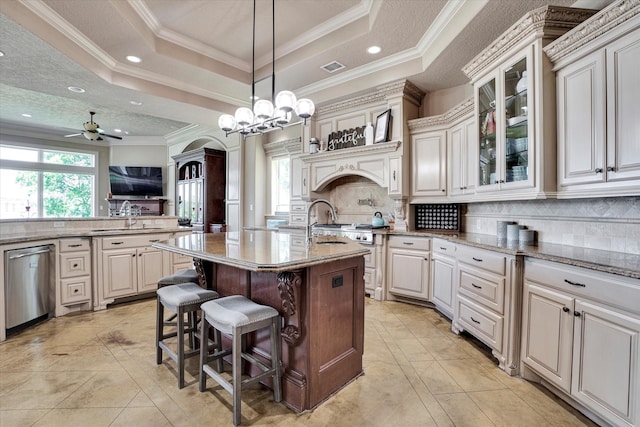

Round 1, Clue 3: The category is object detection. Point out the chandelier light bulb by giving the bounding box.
[253,99,275,120]
[275,90,297,112]
[274,108,291,125]
[235,107,254,128]
[218,114,236,132]
[295,98,315,119]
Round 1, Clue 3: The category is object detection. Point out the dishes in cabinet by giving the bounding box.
[507,115,527,127]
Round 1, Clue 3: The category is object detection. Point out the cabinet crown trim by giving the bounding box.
[408,98,473,131]
[544,0,640,63]
[300,140,400,163]
[463,5,598,80]
[263,137,302,155]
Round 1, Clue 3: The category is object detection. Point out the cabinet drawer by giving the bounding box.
[289,214,307,225]
[457,295,503,352]
[363,249,375,268]
[457,245,505,275]
[459,270,505,314]
[101,233,171,249]
[525,258,640,315]
[388,235,431,251]
[60,276,91,305]
[290,203,307,213]
[59,238,90,252]
[172,251,193,266]
[59,252,91,278]
[433,238,455,256]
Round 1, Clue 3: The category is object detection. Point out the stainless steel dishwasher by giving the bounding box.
[4,245,54,332]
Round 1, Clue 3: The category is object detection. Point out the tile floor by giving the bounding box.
[0,297,599,426]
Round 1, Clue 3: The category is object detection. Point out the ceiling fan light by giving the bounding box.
[83,131,100,141]
[295,98,315,119]
[275,90,297,112]
[235,107,254,128]
[83,121,99,131]
[218,114,236,132]
[253,99,274,120]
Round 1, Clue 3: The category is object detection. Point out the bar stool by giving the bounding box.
[199,295,282,426]
[157,268,201,346]
[156,282,219,388]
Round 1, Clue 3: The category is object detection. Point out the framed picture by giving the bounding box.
[374,109,391,143]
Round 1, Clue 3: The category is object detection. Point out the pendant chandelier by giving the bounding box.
[218,0,315,137]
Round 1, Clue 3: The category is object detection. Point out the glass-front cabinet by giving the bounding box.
[477,53,531,192]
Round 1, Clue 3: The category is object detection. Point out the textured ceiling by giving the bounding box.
[0,0,614,144]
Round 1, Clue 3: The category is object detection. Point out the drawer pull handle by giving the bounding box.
[470,316,480,324]
[111,242,124,245]
[149,239,160,242]
[439,247,447,250]
[563,307,570,313]
[471,283,482,289]
[472,257,483,262]
[69,244,82,248]
[403,242,414,246]
[564,279,586,287]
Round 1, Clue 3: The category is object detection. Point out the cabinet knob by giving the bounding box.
[607,166,615,172]
[441,189,445,192]
[73,264,78,268]
[132,254,136,257]
[595,168,603,173]
[562,307,570,313]
[74,289,79,294]
[574,311,581,317]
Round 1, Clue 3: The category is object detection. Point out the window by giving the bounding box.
[0,144,97,218]
[271,156,290,214]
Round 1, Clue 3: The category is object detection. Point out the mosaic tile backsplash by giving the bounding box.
[464,197,640,255]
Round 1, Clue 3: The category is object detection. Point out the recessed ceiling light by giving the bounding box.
[0,51,5,57]
[126,55,142,63]
[367,46,382,55]
[124,131,130,135]
[130,100,143,106]
[67,86,85,93]
[114,129,122,133]
[21,113,32,118]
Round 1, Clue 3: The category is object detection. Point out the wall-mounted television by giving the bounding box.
[109,166,163,197]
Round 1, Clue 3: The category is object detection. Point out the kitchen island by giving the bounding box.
[153,230,370,412]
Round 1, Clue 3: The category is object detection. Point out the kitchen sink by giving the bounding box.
[316,240,347,245]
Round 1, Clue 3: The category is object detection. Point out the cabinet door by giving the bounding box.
[291,156,303,200]
[449,117,477,197]
[572,300,640,426]
[431,254,454,316]
[411,131,446,197]
[557,51,606,187]
[137,247,165,293]
[388,157,402,195]
[477,74,499,190]
[521,282,574,393]
[606,30,640,183]
[389,249,430,300]
[102,249,137,299]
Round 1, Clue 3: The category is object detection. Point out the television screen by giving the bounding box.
[109,166,163,197]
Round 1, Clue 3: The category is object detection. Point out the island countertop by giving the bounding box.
[152,230,370,272]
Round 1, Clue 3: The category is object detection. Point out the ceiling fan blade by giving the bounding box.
[64,132,82,137]
[102,133,123,140]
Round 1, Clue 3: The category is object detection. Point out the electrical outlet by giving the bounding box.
[53,221,65,228]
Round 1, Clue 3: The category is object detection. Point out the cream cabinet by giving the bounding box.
[449,115,477,198]
[364,234,386,301]
[546,4,640,198]
[522,258,640,427]
[387,235,430,301]
[430,238,456,318]
[410,131,447,198]
[462,6,595,202]
[453,244,521,375]
[93,233,171,310]
[58,238,91,306]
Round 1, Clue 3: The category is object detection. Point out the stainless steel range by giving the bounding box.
[311,224,383,245]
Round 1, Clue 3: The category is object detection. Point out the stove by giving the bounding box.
[311,223,384,245]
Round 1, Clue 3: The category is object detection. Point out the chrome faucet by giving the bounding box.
[119,200,137,228]
[306,199,337,246]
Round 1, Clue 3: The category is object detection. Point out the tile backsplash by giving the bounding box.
[464,197,640,254]
[327,176,395,224]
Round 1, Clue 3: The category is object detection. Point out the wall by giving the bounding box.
[421,84,473,117]
[464,197,640,255]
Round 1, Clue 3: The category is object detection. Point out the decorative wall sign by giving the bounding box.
[327,125,366,151]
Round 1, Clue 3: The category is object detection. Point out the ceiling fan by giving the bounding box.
[64,111,123,141]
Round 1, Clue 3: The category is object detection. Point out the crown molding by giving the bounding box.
[408,97,474,131]
[263,137,302,155]
[544,0,640,63]
[462,5,598,80]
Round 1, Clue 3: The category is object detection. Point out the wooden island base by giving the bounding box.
[203,255,365,412]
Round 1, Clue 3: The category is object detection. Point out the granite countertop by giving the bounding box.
[0,226,193,245]
[380,230,640,280]
[152,230,370,273]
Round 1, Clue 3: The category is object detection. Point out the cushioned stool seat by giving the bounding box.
[156,283,219,388]
[157,268,199,287]
[199,295,282,426]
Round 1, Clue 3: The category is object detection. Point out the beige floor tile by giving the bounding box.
[469,388,549,426]
[0,409,49,426]
[412,360,463,394]
[438,358,507,392]
[111,407,173,426]
[0,371,93,409]
[395,337,434,362]
[31,407,122,427]
[128,390,156,407]
[435,392,495,427]
[57,370,140,408]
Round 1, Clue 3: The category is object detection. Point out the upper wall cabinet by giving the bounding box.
[545,0,640,198]
[408,99,474,203]
[462,5,597,202]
